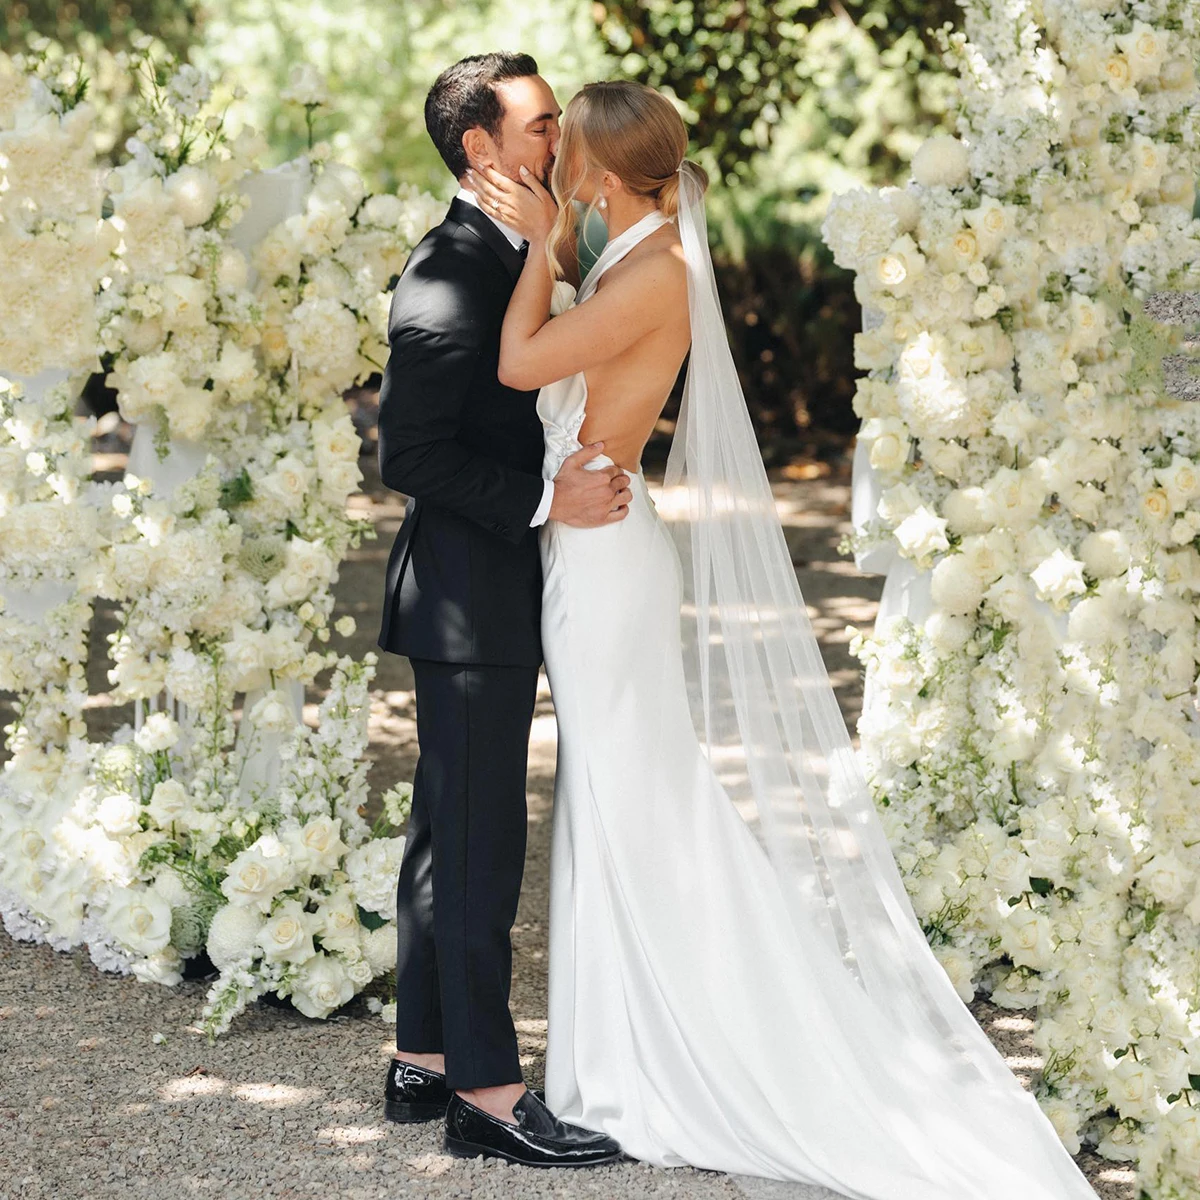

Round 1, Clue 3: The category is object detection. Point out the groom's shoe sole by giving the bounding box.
[385,1098,448,1123]
[442,1134,623,1167]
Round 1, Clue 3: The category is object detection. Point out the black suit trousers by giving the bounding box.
[393,657,539,1090]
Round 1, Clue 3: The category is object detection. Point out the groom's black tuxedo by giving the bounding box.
[376,197,546,666]
[377,196,546,1091]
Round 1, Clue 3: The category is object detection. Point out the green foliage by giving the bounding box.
[597,0,958,184]
[1,0,199,56]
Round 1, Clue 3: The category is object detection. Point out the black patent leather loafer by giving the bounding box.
[443,1089,622,1167]
[384,1058,453,1123]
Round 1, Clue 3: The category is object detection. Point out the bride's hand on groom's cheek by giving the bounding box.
[466,164,557,243]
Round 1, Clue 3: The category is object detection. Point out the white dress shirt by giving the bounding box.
[456,187,555,528]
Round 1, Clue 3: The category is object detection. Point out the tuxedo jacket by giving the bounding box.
[376,198,547,667]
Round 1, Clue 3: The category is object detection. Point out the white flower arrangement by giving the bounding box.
[0,47,440,1038]
[825,0,1200,1192]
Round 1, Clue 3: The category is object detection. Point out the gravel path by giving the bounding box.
[0,452,1132,1200]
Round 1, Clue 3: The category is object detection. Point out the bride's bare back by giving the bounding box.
[578,225,691,473]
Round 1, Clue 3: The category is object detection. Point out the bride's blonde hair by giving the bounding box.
[547,80,709,279]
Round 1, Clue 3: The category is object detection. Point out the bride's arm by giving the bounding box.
[467,166,681,391]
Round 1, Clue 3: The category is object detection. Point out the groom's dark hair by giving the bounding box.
[425,52,541,180]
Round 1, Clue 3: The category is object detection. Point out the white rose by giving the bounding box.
[1155,455,1200,510]
[933,945,976,1003]
[860,418,910,472]
[314,890,361,953]
[104,886,173,955]
[1138,851,1189,908]
[1030,550,1086,607]
[290,951,355,1018]
[221,834,292,912]
[998,904,1056,970]
[146,779,190,827]
[893,506,949,562]
[135,712,181,754]
[1040,1099,1081,1155]
[257,898,317,964]
[279,816,348,878]
[1110,1052,1163,1122]
[95,791,142,836]
[248,688,299,734]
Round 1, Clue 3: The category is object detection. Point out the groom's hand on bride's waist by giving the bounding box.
[549,443,632,527]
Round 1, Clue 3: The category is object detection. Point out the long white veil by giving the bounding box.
[661,160,1063,1109]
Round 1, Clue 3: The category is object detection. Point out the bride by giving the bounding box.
[465,80,1096,1198]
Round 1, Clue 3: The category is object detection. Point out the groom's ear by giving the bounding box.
[461,126,495,174]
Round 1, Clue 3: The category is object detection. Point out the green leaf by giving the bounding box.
[357,905,388,932]
[1028,877,1053,896]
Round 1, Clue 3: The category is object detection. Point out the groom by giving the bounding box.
[375,53,628,1166]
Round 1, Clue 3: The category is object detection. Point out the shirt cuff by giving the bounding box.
[529,479,554,527]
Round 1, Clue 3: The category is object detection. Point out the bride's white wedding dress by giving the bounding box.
[534,181,1096,1198]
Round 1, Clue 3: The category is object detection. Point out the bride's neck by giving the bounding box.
[602,194,659,241]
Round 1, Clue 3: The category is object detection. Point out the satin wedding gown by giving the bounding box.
[534,205,1096,1198]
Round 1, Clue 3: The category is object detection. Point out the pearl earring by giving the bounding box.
[599,196,608,210]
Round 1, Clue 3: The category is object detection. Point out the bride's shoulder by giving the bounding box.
[605,229,686,294]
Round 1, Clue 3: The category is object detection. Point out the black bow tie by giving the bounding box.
[518,240,529,259]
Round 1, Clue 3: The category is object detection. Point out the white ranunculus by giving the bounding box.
[103,886,173,956]
[289,950,355,1019]
[165,165,220,227]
